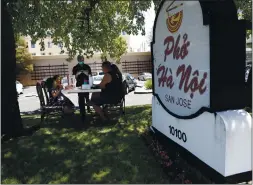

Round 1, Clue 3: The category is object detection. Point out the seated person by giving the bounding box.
[45,75,75,114]
[88,61,123,121]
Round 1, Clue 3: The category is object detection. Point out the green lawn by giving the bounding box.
[1,105,170,184]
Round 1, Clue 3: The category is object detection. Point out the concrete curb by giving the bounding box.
[134,90,152,94]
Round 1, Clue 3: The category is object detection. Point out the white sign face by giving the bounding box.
[152,1,210,117]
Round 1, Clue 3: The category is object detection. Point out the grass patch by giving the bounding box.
[1,105,170,184]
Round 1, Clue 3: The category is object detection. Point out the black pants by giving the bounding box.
[78,93,90,117]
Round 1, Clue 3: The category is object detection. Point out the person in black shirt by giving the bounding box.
[72,55,92,122]
[88,61,123,121]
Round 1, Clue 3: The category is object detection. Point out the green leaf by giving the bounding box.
[15,36,33,74]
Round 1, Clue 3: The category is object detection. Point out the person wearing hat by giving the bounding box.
[72,55,92,122]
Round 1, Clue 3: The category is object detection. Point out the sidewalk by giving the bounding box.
[134,87,152,94]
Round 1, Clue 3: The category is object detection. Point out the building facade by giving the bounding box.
[24,31,150,56]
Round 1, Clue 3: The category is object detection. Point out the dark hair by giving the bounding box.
[77,55,84,61]
[53,75,59,80]
[111,64,122,82]
[102,61,112,69]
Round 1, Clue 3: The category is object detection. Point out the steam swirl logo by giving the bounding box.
[166,3,183,33]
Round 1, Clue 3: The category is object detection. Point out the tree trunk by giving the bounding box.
[2,2,24,137]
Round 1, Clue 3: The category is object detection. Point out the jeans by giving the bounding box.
[78,93,90,118]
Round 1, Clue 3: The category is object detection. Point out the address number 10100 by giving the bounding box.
[168,125,187,143]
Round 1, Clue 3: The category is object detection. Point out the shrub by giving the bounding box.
[144,79,152,90]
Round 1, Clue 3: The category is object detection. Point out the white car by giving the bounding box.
[16,81,23,94]
[138,72,152,81]
[93,75,104,85]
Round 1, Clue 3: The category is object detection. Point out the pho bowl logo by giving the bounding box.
[166,2,183,33]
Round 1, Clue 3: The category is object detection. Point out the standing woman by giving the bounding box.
[72,55,92,122]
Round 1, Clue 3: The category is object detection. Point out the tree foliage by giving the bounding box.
[5,0,252,61]
[15,36,33,74]
[7,0,250,62]
[235,0,252,38]
[100,36,127,63]
[235,0,252,21]
[6,0,153,62]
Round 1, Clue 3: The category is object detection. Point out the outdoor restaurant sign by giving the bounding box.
[152,0,210,118]
[151,0,252,180]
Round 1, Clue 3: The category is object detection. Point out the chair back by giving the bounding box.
[41,81,50,104]
[36,82,46,107]
[118,81,125,102]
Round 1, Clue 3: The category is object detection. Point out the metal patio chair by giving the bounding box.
[36,82,65,123]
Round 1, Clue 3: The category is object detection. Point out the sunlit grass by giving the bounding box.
[2,177,21,184]
[1,105,170,184]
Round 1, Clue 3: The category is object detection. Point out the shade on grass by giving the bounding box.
[1,105,170,184]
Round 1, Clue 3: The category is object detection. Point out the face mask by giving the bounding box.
[78,61,84,65]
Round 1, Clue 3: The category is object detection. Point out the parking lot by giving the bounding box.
[18,86,152,113]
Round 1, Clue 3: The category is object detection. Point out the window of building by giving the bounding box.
[58,43,63,48]
[32,53,36,56]
[122,31,126,35]
[31,41,35,48]
[48,52,52,55]
[41,52,45,55]
[26,42,29,48]
[47,41,52,48]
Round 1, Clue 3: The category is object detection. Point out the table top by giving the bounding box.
[66,88,101,94]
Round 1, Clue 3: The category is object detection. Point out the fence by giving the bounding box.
[19,60,152,85]
[122,60,152,76]
[31,63,69,81]
[89,62,103,75]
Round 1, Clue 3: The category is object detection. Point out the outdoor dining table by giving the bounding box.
[66,87,101,94]
[66,87,102,118]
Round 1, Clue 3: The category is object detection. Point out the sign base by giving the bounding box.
[152,96,252,177]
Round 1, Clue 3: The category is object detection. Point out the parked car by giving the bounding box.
[93,74,104,85]
[97,71,104,76]
[16,81,23,94]
[122,73,136,94]
[126,73,137,84]
[138,72,152,81]
[92,72,135,94]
